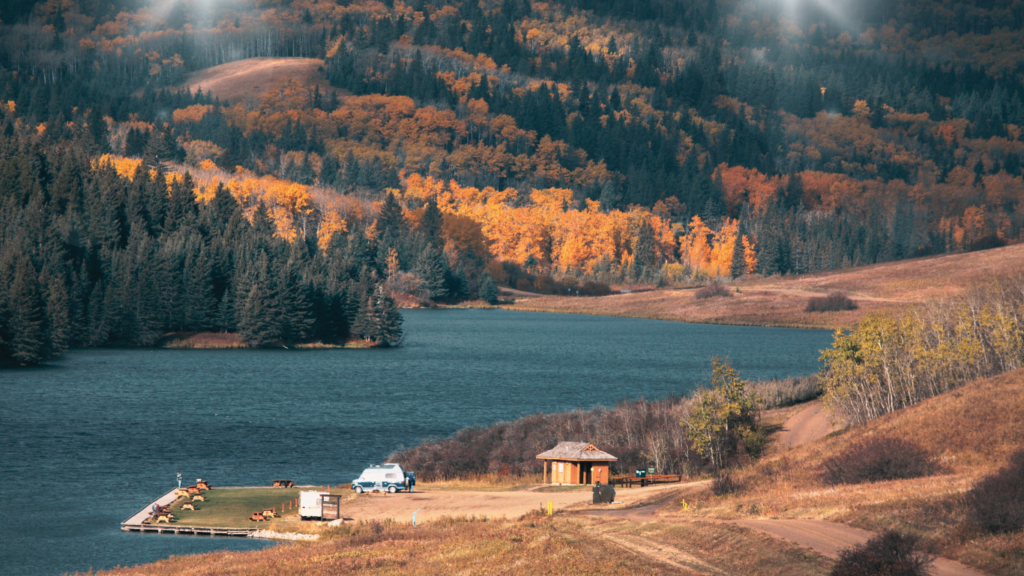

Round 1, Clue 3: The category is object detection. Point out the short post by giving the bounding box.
[547,501,553,516]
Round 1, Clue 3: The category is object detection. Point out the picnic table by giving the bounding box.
[609,474,684,488]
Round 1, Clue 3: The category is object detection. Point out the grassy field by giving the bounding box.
[167,487,354,529]
[168,488,303,528]
[506,243,1024,329]
[660,368,1024,575]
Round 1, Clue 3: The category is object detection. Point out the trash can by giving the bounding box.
[592,482,616,504]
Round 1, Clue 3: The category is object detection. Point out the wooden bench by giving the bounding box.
[191,494,205,502]
[249,511,266,522]
[196,480,211,490]
[181,502,196,511]
[261,507,277,519]
[272,480,294,488]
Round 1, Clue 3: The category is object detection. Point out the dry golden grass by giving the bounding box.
[585,517,832,575]
[507,244,1024,329]
[662,368,1024,575]
[160,332,247,348]
[418,473,545,491]
[181,57,341,103]
[91,516,695,575]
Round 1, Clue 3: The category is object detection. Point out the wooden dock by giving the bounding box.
[121,487,257,538]
[121,523,255,537]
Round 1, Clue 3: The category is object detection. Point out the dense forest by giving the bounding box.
[2,0,1024,363]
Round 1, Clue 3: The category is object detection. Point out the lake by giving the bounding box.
[0,309,834,576]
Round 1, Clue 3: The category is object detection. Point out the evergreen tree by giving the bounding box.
[374,286,404,346]
[730,223,747,278]
[377,191,405,237]
[7,260,47,365]
[633,220,657,269]
[416,242,449,300]
[419,200,444,242]
[478,271,499,304]
[238,283,280,347]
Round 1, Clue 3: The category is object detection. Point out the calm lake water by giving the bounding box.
[0,309,833,576]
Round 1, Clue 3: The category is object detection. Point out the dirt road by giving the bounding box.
[338,483,683,524]
[776,400,842,448]
[585,488,990,576]
[736,519,988,576]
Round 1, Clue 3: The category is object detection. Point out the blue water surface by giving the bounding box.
[0,309,833,576]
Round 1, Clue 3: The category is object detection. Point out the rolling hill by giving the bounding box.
[506,242,1024,329]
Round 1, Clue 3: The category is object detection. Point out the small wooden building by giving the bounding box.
[537,442,617,485]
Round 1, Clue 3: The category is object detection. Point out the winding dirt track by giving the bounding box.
[775,400,842,449]
[585,493,989,576]
[734,519,988,576]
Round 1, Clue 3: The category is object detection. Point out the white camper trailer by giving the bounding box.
[299,490,330,520]
[351,463,409,493]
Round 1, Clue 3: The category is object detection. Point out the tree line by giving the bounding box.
[0,134,405,365]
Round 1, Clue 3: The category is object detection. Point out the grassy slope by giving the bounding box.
[507,243,1024,329]
[90,514,834,576]
[665,368,1024,575]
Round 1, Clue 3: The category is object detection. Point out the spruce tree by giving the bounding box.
[633,220,657,269]
[8,260,47,365]
[238,284,280,347]
[377,191,405,237]
[419,199,443,242]
[730,223,747,278]
[415,242,449,300]
[44,272,71,357]
[374,286,404,346]
[478,271,499,304]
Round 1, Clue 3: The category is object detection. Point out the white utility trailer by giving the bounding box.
[299,490,330,520]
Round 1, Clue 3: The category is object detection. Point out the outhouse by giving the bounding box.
[536,442,617,485]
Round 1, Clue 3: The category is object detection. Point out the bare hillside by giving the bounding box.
[182,57,339,103]
[507,243,1024,329]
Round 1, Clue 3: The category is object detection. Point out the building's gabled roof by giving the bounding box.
[536,441,617,461]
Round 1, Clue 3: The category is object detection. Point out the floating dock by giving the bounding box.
[121,523,255,537]
[120,487,257,538]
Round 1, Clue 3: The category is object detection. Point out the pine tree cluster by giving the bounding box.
[0,137,402,365]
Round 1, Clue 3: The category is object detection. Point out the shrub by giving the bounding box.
[964,450,1024,534]
[577,280,611,296]
[830,530,933,576]
[695,284,732,299]
[751,375,821,408]
[821,436,943,485]
[711,472,739,496]
[805,292,858,312]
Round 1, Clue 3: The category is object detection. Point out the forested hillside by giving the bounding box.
[2,0,1024,363]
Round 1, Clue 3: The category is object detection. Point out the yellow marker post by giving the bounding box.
[548,501,553,516]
